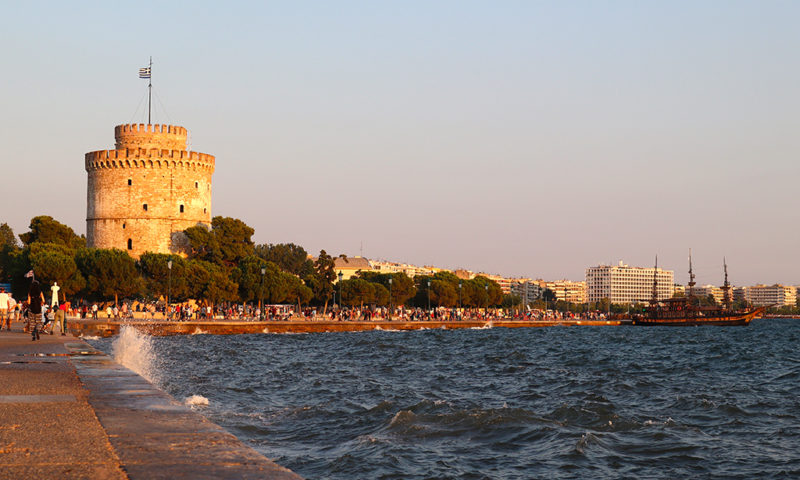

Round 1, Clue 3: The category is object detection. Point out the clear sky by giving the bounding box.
[2,1,798,286]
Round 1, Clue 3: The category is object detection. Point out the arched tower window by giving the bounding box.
[128,179,132,186]
[127,239,132,250]
[180,205,184,213]
[143,204,148,211]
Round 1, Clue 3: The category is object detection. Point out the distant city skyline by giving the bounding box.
[2,2,798,286]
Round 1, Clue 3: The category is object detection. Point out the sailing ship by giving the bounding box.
[627,253,766,326]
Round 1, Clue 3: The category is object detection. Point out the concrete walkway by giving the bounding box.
[0,321,301,479]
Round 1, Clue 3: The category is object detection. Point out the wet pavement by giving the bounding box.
[0,321,301,479]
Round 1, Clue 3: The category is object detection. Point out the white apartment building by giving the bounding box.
[511,280,543,304]
[586,261,674,304]
[693,284,726,304]
[745,284,797,307]
[545,280,588,303]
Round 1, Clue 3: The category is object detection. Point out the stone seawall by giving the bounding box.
[68,319,621,337]
[0,328,301,479]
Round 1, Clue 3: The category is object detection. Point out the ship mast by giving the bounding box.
[721,257,732,310]
[687,248,696,300]
[650,255,659,306]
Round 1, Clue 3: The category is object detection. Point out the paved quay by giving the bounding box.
[69,317,622,337]
[0,325,301,480]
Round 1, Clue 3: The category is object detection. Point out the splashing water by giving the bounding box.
[185,394,210,407]
[112,325,159,384]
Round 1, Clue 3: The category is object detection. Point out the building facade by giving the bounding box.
[544,280,588,303]
[692,284,726,304]
[745,284,797,307]
[85,123,215,257]
[510,280,542,304]
[586,261,674,304]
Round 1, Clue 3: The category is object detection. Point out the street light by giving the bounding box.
[338,271,343,309]
[485,284,489,313]
[388,276,393,319]
[458,281,462,310]
[427,279,431,312]
[260,266,266,320]
[167,259,172,319]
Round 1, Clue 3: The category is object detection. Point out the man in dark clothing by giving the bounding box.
[27,280,45,341]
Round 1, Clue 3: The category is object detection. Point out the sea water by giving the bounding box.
[87,319,800,479]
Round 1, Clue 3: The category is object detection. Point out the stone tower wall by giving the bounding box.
[86,124,214,258]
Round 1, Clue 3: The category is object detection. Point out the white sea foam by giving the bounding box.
[80,335,102,340]
[191,328,209,335]
[184,394,209,407]
[112,325,159,384]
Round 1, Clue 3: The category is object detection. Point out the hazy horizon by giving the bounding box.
[2,2,798,286]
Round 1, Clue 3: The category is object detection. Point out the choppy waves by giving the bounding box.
[86,320,800,479]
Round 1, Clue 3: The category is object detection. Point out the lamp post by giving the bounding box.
[485,284,489,314]
[426,279,431,312]
[167,259,172,319]
[458,281,462,310]
[337,271,343,309]
[388,276,393,319]
[260,266,266,320]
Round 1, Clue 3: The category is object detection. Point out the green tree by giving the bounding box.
[356,271,416,306]
[430,279,458,307]
[211,216,255,265]
[185,216,255,267]
[138,253,190,301]
[19,216,84,249]
[311,250,337,311]
[76,248,142,304]
[28,243,85,298]
[184,225,221,264]
[185,260,238,305]
[255,243,314,277]
[0,223,21,283]
[0,223,17,250]
[340,278,375,308]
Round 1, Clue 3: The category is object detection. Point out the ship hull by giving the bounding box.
[628,307,765,327]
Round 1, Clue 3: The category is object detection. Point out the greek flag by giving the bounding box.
[139,67,151,79]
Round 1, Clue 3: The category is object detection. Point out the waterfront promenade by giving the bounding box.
[0,326,301,479]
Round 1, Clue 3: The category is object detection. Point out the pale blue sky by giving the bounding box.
[2,1,798,285]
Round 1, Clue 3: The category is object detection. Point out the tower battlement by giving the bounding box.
[85,149,215,171]
[115,123,188,150]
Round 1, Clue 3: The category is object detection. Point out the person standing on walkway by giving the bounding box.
[27,279,45,341]
[0,287,9,330]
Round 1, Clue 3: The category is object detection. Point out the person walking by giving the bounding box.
[0,287,9,330]
[27,279,45,341]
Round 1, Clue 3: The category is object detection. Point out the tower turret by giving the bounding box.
[85,123,215,258]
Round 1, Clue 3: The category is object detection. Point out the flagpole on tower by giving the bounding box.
[139,58,153,124]
[147,56,152,124]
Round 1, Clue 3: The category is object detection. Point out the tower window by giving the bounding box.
[122,223,126,229]
[128,179,132,186]
[143,204,148,211]
[203,208,207,214]
[180,204,184,213]
[127,239,132,250]
[195,182,199,189]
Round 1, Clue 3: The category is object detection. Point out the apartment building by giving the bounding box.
[545,280,588,303]
[586,261,674,304]
[745,284,797,307]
